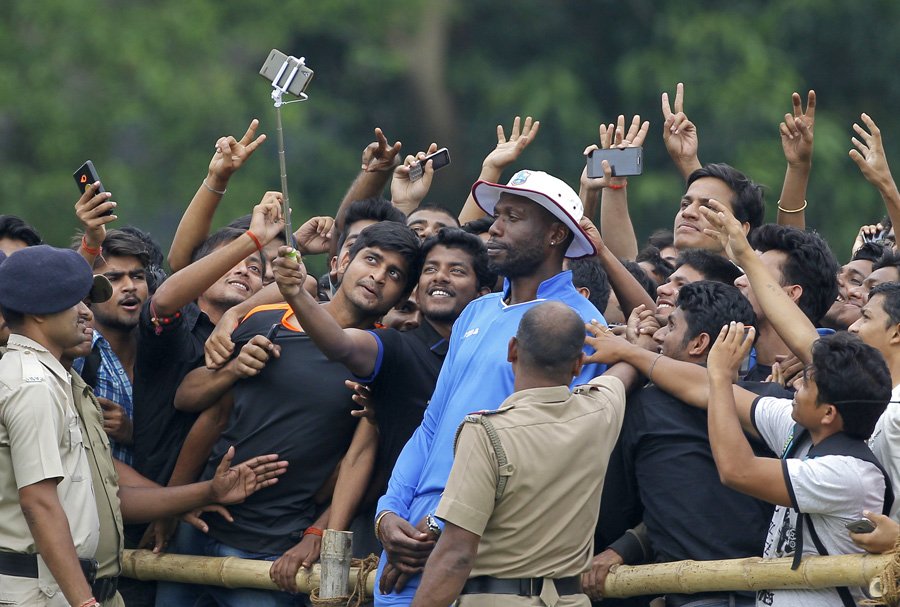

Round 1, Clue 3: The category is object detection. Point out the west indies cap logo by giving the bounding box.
[510,170,532,186]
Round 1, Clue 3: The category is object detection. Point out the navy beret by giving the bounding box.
[0,245,97,315]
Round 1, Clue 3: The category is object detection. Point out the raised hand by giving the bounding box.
[294,216,334,255]
[661,83,701,176]
[699,199,753,263]
[361,127,402,173]
[707,322,755,382]
[850,113,896,191]
[781,91,816,167]
[482,116,541,171]
[75,182,117,249]
[578,216,606,254]
[249,191,286,245]
[273,245,309,300]
[581,116,648,193]
[208,119,267,187]
[391,144,439,209]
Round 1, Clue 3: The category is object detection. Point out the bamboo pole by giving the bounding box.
[121,550,376,596]
[121,550,892,600]
[602,554,893,599]
[320,530,353,599]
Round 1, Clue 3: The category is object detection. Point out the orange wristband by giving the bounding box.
[81,236,102,256]
[246,230,264,253]
[305,527,323,537]
[608,180,627,191]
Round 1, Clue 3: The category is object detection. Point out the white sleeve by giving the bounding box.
[786,456,885,516]
[750,396,795,455]
[870,403,900,519]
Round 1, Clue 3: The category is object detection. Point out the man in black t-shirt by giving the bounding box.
[267,227,493,590]
[158,221,422,606]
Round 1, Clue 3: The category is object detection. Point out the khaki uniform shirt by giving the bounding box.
[436,376,626,607]
[70,371,126,607]
[0,335,100,605]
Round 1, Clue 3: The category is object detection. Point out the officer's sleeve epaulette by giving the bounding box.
[20,351,46,383]
[453,405,515,501]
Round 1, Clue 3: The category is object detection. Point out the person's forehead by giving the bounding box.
[424,244,475,269]
[683,177,735,209]
[843,259,873,278]
[408,209,456,226]
[868,266,900,286]
[97,254,145,272]
[758,249,788,278]
[497,193,538,212]
[671,264,705,284]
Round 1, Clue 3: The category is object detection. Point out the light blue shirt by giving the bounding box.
[375,270,606,606]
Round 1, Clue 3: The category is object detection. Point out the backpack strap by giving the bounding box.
[803,514,857,607]
[454,412,514,501]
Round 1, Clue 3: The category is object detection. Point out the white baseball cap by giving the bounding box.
[471,169,596,259]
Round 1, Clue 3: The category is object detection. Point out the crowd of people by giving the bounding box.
[2,82,900,607]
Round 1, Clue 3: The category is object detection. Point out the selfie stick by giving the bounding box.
[269,56,309,253]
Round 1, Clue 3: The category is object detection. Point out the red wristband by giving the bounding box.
[246,230,264,253]
[81,235,102,256]
[305,527,324,537]
[608,180,627,191]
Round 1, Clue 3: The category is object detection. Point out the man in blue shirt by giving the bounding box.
[374,169,607,606]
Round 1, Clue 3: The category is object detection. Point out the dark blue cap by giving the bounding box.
[0,245,98,315]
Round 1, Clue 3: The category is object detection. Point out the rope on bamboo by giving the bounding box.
[863,533,900,607]
[310,554,379,607]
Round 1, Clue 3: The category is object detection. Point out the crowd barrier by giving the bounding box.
[120,531,900,605]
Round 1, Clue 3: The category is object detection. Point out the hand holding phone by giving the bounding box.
[845,518,876,534]
[586,147,643,179]
[408,148,451,181]
[74,160,114,218]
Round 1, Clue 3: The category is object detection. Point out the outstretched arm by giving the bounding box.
[700,199,818,365]
[152,192,284,318]
[74,181,117,266]
[272,247,380,377]
[849,113,900,235]
[661,83,702,180]
[458,116,541,224]
[777,91,816,228]
[707,323,790,506]
[169,120,267,272]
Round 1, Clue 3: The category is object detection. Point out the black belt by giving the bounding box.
[461,575,582,597]
[0,551,105,593]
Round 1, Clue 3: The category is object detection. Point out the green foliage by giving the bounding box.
[2,0,899,265]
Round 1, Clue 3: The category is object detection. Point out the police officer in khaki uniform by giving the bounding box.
[0,245,110,607]
[411,302,632,607]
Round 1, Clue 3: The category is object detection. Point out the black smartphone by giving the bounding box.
[73,160,113,217]
[845,519,876,534]
[259,49,314,97]
[587,147,643,178]
[409,148,451,181]
[264,323,281,342]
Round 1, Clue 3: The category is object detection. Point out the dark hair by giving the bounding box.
[0,215,42,247]
[337,197,407,252]
[676,281,756,351]
[675,249,743,285]
[869,282,900,326]
[569,257,612,312]
[811,332,892,440]
[872,248,900,276]
[852,241,887,264]
[750,224,840,324]
[687,164,765,234]
[636,246,674,283]
[421,228,495,292]
[191,227,246,263]
[408,204,460,227]
[647,229,675,251]
[515,301,585,377]
[117,226,167,292]
[621,259,657,299]
[347,222,422,295]
[462,216,495,236]
[0,305,25,328]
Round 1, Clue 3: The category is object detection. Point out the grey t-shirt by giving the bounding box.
[752,396,885,607]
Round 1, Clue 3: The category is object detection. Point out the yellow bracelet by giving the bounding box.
[777,199,808,213]
[374,510,394,543]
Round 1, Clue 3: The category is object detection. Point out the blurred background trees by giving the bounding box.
[2,0,899,263]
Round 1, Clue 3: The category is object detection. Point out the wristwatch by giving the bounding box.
[425,513,442,537]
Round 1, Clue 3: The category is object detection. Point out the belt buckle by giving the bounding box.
[520,578,540,597]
